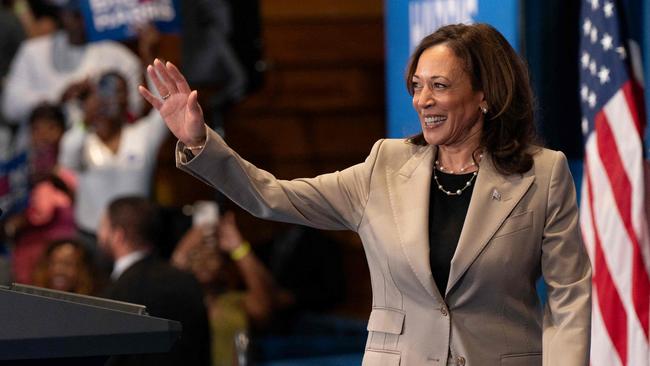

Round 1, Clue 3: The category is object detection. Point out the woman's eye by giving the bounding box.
[411,81,422,90]
[433,83,447,89]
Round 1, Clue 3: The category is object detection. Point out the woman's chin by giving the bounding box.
[422,130,445,146]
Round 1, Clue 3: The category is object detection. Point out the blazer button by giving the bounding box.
[456,356,466,366]
[440,307,448,316]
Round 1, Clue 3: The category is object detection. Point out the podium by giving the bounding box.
[0,284,182,365]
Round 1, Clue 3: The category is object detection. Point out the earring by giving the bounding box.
[480,106,487,114]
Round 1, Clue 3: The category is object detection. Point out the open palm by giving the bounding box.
[138,59,206,147]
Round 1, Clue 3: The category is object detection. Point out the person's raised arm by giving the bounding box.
[139,59,382,232]
[218,212,275,324]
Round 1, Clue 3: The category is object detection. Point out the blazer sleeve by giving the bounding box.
[541,151,592,366]
[176,126,383,232]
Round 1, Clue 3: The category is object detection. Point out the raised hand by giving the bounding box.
[138,59,207,147]
[60,78,91,103]
[217,212,245,254]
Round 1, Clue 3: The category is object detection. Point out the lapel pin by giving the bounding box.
[491,189,501,201]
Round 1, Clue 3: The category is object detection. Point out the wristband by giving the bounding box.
[13,0,28,15]
[230,241,251,261]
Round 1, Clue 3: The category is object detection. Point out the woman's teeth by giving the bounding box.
[424,115,447,127]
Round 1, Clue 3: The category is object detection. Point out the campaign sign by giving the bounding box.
[79,0,181,42]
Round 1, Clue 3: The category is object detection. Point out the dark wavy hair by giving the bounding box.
[32,238,95,295]
[406,23,538,175]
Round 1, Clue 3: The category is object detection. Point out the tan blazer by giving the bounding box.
[177,128,591,366]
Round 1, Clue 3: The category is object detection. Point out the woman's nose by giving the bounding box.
[417,87,435,109]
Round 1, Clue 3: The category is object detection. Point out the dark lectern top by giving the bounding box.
[0,283,182,362]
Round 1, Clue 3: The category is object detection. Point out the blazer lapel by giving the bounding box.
[387,144,443,302]
[445,155,535,296]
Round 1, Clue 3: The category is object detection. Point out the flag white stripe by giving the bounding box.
[603,92,650,273]
[586,137,650,364]
[603,91,650,360]
[591,286,624,366]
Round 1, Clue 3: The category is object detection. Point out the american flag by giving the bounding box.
[578,0,650,365]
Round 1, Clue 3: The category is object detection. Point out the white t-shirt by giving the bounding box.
[1,31,142,124]
[59,111,168,232]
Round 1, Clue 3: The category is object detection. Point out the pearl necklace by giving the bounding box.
[434,154,483,174]
[433,154,482,196]
[433,169,478,196]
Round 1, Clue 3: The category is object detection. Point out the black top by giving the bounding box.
[428,170,475,297]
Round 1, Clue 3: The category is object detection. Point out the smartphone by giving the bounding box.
[192,200,219,228]
[192,201,219,248]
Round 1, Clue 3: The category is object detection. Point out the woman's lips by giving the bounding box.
[424,115,447,127]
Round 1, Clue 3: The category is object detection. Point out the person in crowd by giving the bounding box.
[140,23,591,365]
[1,0,142,125]
[0,1,25,92]
[58,71,167,241]
[27,103,66,183]
[32,238,94,294]
[4,103,76,284]
[172,210,274,366]
[98,196,211,366]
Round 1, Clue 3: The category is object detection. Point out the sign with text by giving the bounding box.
[79,0,181,42]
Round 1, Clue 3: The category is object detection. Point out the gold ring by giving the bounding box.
[161,93,171,100]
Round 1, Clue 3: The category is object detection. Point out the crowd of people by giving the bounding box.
[0,0,166,284]
[0,1,348,365]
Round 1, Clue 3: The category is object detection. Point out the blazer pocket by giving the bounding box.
[493,211,533,239]
[500,352,542,366]
[367,307,405,335]
[363,349,401,366]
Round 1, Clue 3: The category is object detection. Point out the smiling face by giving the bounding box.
[411,44,485,148]
[47,243,82,292]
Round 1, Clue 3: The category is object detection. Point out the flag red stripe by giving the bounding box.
[595,111,650,340]
[586,160,629,364]
[621,81,646,136]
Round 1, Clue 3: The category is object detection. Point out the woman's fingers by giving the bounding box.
[147,64,169,98]
[153,59,178,94]
[166,62,192,94]
[138,86,163,110]
[188,90,203,118]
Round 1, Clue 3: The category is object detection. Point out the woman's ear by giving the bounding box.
[476,93,488,114]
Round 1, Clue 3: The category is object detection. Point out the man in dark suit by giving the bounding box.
[98,196,211,366]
